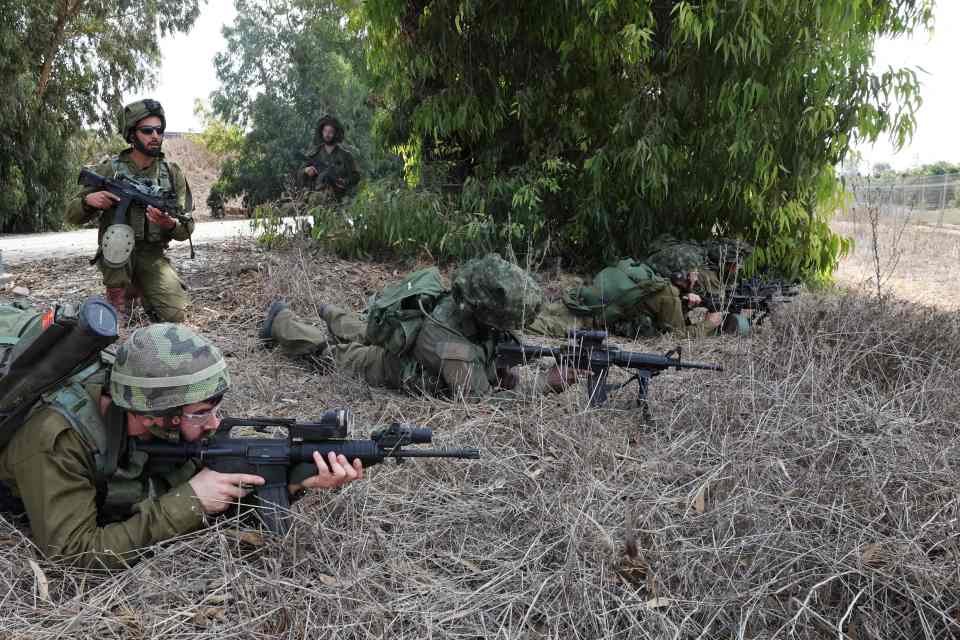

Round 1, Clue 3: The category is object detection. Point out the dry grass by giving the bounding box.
[832,216,960,309]
[2,239,960,638]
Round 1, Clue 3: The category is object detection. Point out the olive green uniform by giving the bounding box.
[66,150,195,322]
[272,297,503,399]
[529,285,716,339]
[0,387,203,569]
[301,145,361,202]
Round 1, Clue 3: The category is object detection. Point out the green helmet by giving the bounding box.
[120,99,166,142]
[452,254,544,330]
[704,238,753,268]
[645,236,708,278]
[110,324,230,414]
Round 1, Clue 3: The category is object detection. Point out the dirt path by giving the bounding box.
[0,217,298,266]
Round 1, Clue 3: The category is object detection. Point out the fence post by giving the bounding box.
[937,173,949,227]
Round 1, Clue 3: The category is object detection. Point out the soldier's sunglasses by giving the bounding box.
[180,400,222,427]
[136,126,165,136]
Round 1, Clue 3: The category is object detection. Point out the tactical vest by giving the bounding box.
[22,363,195,522]
[104,157,176,245]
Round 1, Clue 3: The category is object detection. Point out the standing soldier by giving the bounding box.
[66,99,194,323]
[300,114,361,203]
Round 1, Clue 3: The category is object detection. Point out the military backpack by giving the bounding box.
[562,259,668,325]
[363,267,448,356]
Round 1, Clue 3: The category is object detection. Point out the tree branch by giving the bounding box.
[36,0,85,100]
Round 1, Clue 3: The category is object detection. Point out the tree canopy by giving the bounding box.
[355,0,934,278]
[208,0,378,206]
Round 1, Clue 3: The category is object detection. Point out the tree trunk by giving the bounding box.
[36,0,84,100]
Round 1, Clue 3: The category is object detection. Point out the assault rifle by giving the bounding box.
[696,283,799,325]
[306,162,340,189]
[131,411,480,534]
[496,330,722,408]
[78,168,195,259]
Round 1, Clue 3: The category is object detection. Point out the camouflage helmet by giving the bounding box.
[452,254,544,330]
[315,114,345,144]
[703,238,753,268]
[110,324,230,413]
[644,236,708,278]
[120,99,166,142]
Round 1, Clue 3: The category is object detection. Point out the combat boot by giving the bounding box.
[260,299,289,343]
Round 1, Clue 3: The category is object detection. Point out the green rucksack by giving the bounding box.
[363,267,448,356]
[562,259,668,324]
[0,302,48,371]
[0,298,118,449]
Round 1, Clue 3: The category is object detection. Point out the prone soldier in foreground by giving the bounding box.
[0,317,363,569]
[66,99,195,323]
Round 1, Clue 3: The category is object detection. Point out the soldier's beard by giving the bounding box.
[133,136,163,157]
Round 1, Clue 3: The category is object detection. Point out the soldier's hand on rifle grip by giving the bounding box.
[146,205,177,230]
[304,166,319,177]
[684,293,703,306]
[289,451,363,494]
[84,191,121,210]
[188,469,265,514]
[546,365,588,393]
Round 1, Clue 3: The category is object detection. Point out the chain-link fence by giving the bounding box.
[843,172,960,226]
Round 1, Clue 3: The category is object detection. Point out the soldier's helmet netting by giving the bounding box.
[452,254,544,330]
[110,324,230,413]
[704,238,754,268]
[645,236,708,278]
[121,99,166,142]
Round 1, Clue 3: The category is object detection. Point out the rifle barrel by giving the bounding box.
[391,448,481,459]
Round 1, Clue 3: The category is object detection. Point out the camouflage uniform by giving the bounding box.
[66,100,195,322]
[0,325,227,568]
[269,255,544,399]
[300,115,361,203]
[528,258,716,340]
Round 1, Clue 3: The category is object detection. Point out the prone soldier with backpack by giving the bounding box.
[527,237,758,340]
[0,303,363,569]
[260,254,547,399]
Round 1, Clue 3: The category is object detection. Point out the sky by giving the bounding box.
[854,2,960,171]
[126,3,237,132]
[140,2,957,171]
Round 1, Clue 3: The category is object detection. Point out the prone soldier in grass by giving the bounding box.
[0,322,362,569]
[260,254,549,399]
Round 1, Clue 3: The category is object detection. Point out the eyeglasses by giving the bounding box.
[136,126,165,136]
[181,400,222,427]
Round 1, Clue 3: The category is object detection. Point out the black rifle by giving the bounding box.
[78,168,195,258]
[307,162,340,189]
[696,286,797,325]
[130,411,480,534]
[496,330,722,408]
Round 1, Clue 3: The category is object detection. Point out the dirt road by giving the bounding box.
[0,218,296,266]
